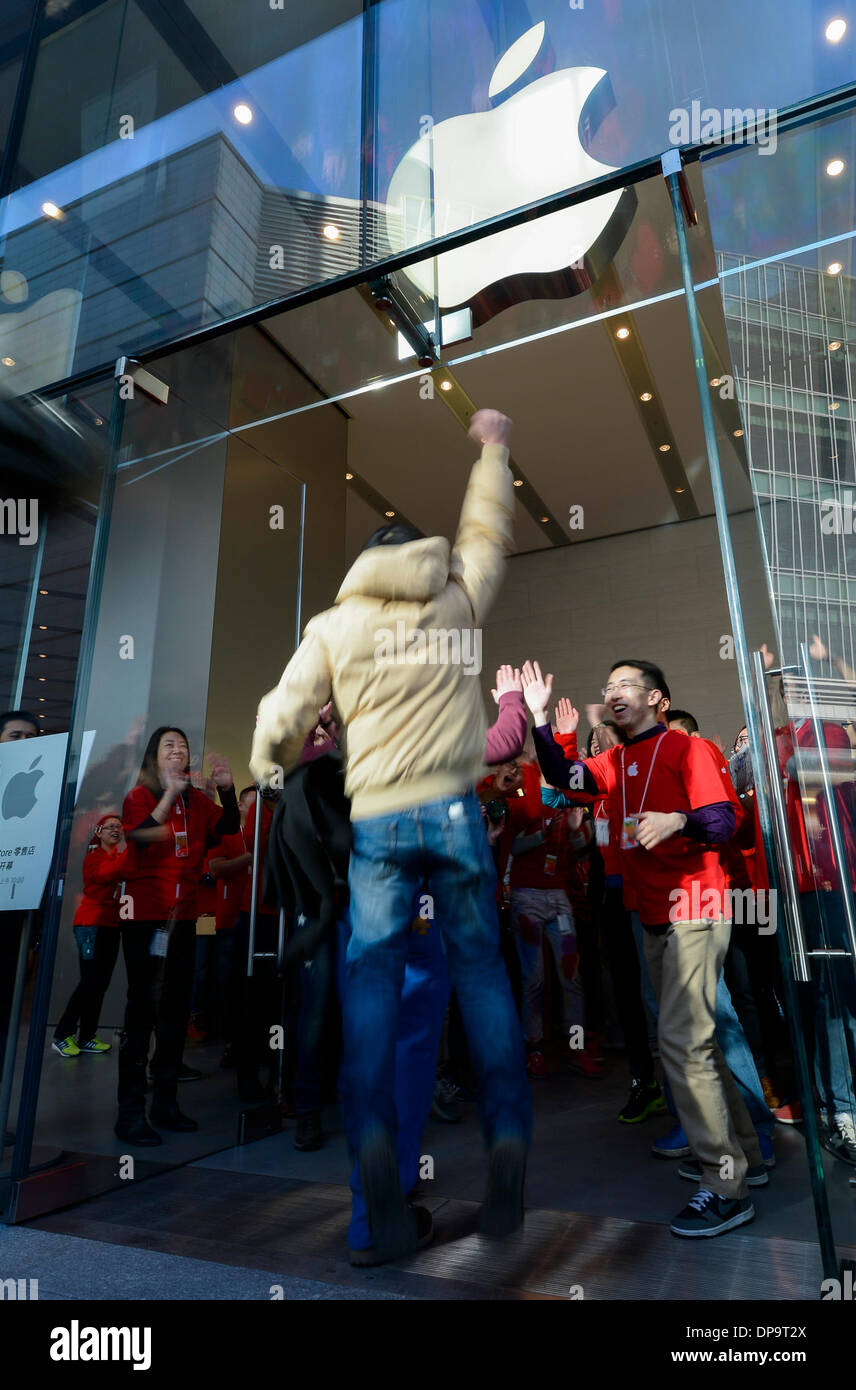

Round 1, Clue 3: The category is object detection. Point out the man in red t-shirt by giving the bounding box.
[523,658,761,1240]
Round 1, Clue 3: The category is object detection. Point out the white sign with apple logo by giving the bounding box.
[384,21,632,322]
[0,731,95,911]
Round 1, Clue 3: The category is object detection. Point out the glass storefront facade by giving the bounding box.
[2,0,856,1297]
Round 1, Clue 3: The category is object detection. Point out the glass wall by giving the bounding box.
[1,0,855,396]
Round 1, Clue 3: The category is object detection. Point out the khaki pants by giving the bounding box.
[642,918,762,1200]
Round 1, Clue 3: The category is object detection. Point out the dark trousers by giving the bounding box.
[0,911,27,1081]
[55,926,121,1044]
[232,912,282,1090]
[117,919,196,1120]
[724,925,784,1079]
[601,880,655,1085]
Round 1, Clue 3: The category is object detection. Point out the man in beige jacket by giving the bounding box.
[250,409,531,1263]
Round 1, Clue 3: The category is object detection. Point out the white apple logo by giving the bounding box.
[385,22,632,321]
[2,756,44,819]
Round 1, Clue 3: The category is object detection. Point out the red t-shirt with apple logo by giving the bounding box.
[122,784,227,921]
[583,728,736,926]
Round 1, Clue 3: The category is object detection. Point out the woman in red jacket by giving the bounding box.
[117,726,238,1146]
[52,816,127,1058]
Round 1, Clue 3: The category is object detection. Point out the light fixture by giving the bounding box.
[615,326,630,340]
[345,472,353,480]
[826,158,846,177]
[41,201,62,219]
[733,428,744,437]
[322,224,341,241]
[232,103,253,125]
[39,698,44,703]
[658,443,671,453]
[1,356,14,366]
[94,416,103,426]
[385,510,395,518]
[513,478,523,487]
[827,261,843,275]
[440,380,452,391]
[39,714,44,719]
[825,18,847,42]
[710,377,721,387]
[540,516,549,523]
[38,677,45,683]
[640,391,653,402]
[830,401,841,410]
[675,487,686,494]
[39,588,47,595]
[829,340,842,351]
[38,625,46,630]
[38,653,46,658]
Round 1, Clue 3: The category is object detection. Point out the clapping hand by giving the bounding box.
[492,664,522,703]
[521,659,553,720]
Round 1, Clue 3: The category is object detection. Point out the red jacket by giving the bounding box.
[122,784,232,921]
[75,846,129,927]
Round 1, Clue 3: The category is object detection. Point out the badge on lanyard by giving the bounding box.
[174,829,189,858]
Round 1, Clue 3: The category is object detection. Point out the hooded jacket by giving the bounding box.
[250,443,514,820]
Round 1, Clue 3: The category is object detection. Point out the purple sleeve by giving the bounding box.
[484,691,526,764]
[533,723,598,795]
[682,802,736,844]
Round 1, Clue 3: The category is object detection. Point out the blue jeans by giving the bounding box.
[631,913,774,1136]
[340,791,532,1242]
[802,891,856,1116]
[339,909,451,1250]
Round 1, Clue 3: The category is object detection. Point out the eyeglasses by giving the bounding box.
[602,680,650,698]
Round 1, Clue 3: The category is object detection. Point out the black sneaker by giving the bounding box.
[293,1111,323,1151]
[114,1116,162,1147]
[678,1156,769,1187]
[618,1079,665,1124]
[671,1187,755,1238]
[430,1076,461,1124]
[822,1113,856,1166]
[349,1204,433,1267]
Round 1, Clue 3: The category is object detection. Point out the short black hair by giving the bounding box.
[665,708,699,734]
[238,785,256,801]
[0,709,39,736]
[608,659,671,703]
[362,522,425,550]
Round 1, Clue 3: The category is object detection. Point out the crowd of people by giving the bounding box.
[3,406,856,1266]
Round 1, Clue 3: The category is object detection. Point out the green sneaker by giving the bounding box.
[78,1036,112,1054]
[52,1036,80,1058]
[618,1080,666,1124]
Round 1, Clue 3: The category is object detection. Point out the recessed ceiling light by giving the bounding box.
[827,261,843,275]
[615,326,630,340]
[710,377,721,387]
[825,18,847,42]
[513,478,523,487]
[826,158,846,177]
[675,487,686,494]
[345,472,353,480]
[38,625,46,630]
[322,224,341,241]
[540,516,549,523]
[734,428,744,436]
[38,653,46,658]
[830,401,840,410]
[39,698,45,702]
[94,416,103,425]
[658,443,671,452]
[440,380,452,391]
[39,589,47,595]
[1,356,14,366]
[38,677,45,682]
[41,201,62,219]
[385,510,395,518]
[829,340,842,351]
[640,391,653,402]
[39,714,44,719]
[233,103,253,125]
